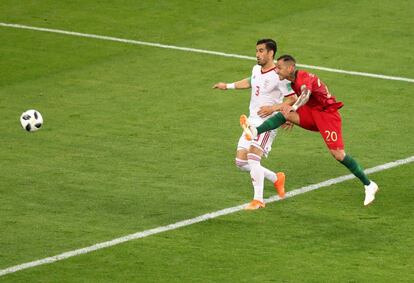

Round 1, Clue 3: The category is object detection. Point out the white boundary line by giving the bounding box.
[1,22,414,83]
[1,155,413,277]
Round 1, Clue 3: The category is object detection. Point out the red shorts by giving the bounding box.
[297,104,344,150]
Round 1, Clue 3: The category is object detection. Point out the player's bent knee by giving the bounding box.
[248,144,264,156]
[330,149,345,161]
[247,152,262,164]
[235,158,250,171]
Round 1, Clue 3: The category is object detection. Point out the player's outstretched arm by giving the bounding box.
[212,78,251,90]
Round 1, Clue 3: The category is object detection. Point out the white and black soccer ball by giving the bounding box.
[20,109,43,132]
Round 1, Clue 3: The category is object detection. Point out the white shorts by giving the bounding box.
[237,129,278,157]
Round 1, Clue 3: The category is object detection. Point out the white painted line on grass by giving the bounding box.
[1,22,414,83]
[1,155,413,277]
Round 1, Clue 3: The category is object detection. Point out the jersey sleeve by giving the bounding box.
[249,66,257,86]
[298,70,315,92]
[251,65,258,77]
[299,71,317,92]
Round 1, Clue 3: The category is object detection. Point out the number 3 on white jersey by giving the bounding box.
[255,85,260,96]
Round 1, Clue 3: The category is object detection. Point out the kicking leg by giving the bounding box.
[240,112,300,140]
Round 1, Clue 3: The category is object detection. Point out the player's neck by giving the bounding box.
[287,70,297,82]
[261,62,276,73]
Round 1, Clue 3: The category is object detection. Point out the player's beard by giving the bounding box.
[257,58,265,66]
[278,73,289,80]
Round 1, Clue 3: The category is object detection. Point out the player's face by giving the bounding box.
[276,60,294,80]
[256,44,273,66]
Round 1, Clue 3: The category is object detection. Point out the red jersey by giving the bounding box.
[291,70,343,111]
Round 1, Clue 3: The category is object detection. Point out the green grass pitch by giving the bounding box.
[0,0,413,282]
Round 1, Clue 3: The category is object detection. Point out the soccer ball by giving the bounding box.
[20,109,43,132]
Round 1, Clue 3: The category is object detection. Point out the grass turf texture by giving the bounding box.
[0,0,413,282]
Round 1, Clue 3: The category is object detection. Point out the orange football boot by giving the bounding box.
[240,114,253,141]
[245,199,265,210]
[274,172,286,198]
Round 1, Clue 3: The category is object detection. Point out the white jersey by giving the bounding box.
[248,65,294,126]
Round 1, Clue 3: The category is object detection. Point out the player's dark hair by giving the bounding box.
[277,54,296,64]
[256,39,277,58]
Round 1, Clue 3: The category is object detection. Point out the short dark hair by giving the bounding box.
[256,39,277,58]
[277,54,296,63]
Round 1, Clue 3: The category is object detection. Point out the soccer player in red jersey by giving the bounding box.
[240,54,379,206]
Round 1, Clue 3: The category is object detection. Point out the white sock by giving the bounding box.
[263,167,277,183]
[235,158,250,172]
[247,153,264,202]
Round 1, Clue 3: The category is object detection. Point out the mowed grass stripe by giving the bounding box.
[1,155,413,277]
[1,22,413,83]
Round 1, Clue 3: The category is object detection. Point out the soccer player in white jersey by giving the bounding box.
[213,39,296,210]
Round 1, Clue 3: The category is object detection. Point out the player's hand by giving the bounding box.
[279,103,293,118]
[281,121,294,131]
[257,105,275,118]
[212,82,227,90]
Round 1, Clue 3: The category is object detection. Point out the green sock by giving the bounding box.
[256,112,286,134]
[340,155,370,186]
